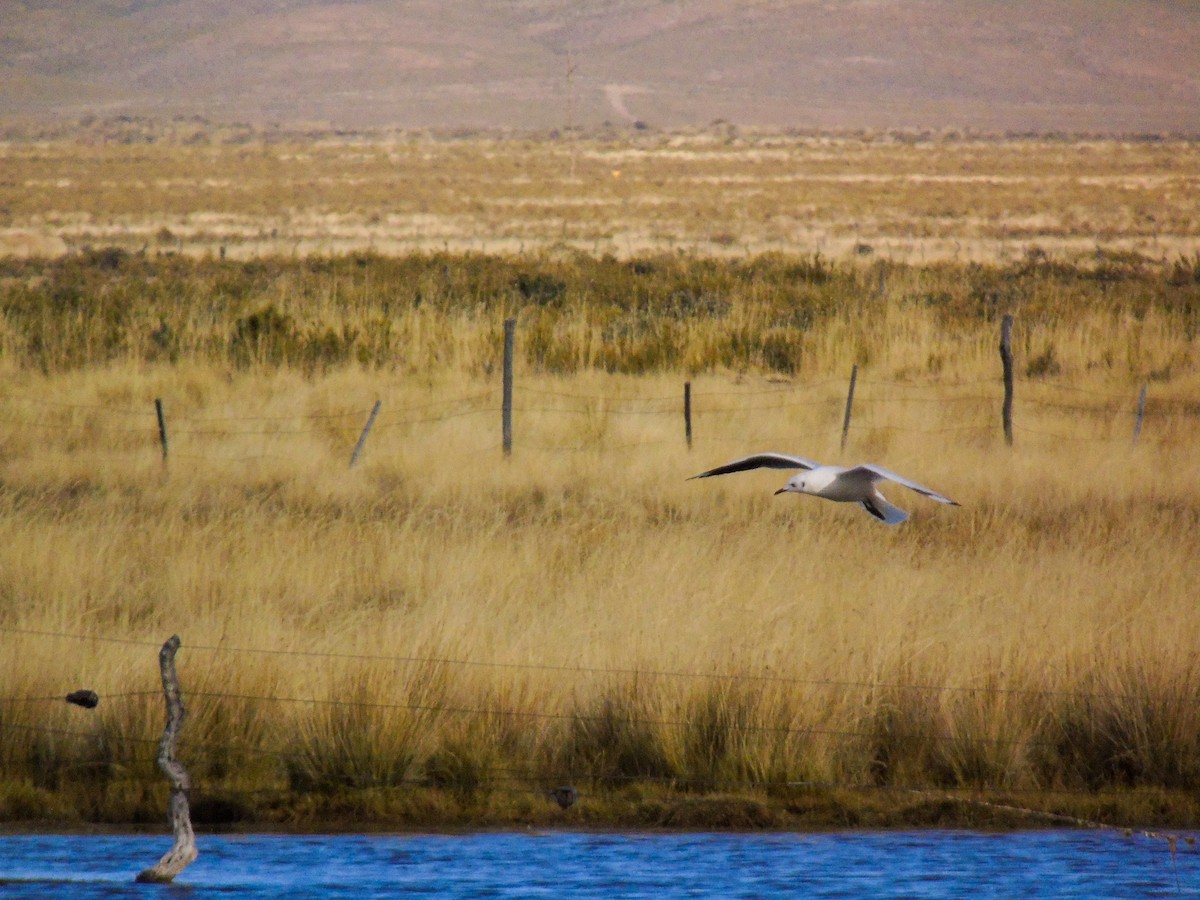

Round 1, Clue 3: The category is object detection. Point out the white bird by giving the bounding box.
[689,452,960,525]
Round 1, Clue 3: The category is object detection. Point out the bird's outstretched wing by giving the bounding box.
[689,452,821,479]
[848,464,959,506]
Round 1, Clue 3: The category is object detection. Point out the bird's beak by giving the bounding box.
[773,487,788,496]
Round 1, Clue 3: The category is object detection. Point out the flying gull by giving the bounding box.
[690,452,959,525]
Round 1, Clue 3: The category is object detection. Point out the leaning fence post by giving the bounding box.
[154,398,169,467]
[840,364,858,453]
[999,315,1014,447]
[502,318,515,457]
[349,400,382,468]
[684,382,693,450]
[136,635,197,884]
[1132,383,1148,447]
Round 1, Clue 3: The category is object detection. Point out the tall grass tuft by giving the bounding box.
[553,681,678,789]
[285,665,447,793]
[1039,662,1200,791]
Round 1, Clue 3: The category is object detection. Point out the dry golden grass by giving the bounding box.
[2,314,1199,825]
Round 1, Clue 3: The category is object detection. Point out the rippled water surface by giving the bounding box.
[1,830,1196,898]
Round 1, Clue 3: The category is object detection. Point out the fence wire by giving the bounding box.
[0,624,1176,705]
[0,374,1191,458]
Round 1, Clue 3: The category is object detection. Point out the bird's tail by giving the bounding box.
[861,492,909,525]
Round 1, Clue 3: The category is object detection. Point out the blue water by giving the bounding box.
[0,830,1195,898]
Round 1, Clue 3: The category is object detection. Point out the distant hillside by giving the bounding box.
[2,0,1198,133]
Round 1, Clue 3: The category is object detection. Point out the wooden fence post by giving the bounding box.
[840,364,858,453]
[999,315,1014,447]
[1132,383,1148,447]
[136,635,197,884]
[684,382,693,450]
[502,318,515,457]
[349,400,382,468]
[154,398,169,467]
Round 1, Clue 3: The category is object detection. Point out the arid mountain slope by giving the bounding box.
[2,0,1197,132]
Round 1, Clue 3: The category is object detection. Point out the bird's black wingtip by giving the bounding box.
[861,499,888,521]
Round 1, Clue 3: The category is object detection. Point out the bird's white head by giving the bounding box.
[774,474,808,496]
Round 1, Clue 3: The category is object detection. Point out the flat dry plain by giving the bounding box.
[1,128,1200,832]
[2,127,1198,262]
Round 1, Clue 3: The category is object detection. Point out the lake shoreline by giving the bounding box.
[3,785,1196,835]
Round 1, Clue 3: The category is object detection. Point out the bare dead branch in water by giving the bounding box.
[136,635,197,884]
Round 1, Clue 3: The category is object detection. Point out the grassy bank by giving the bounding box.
[1,249,1199,829]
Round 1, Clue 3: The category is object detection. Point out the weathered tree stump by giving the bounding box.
[136,635,198,884]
